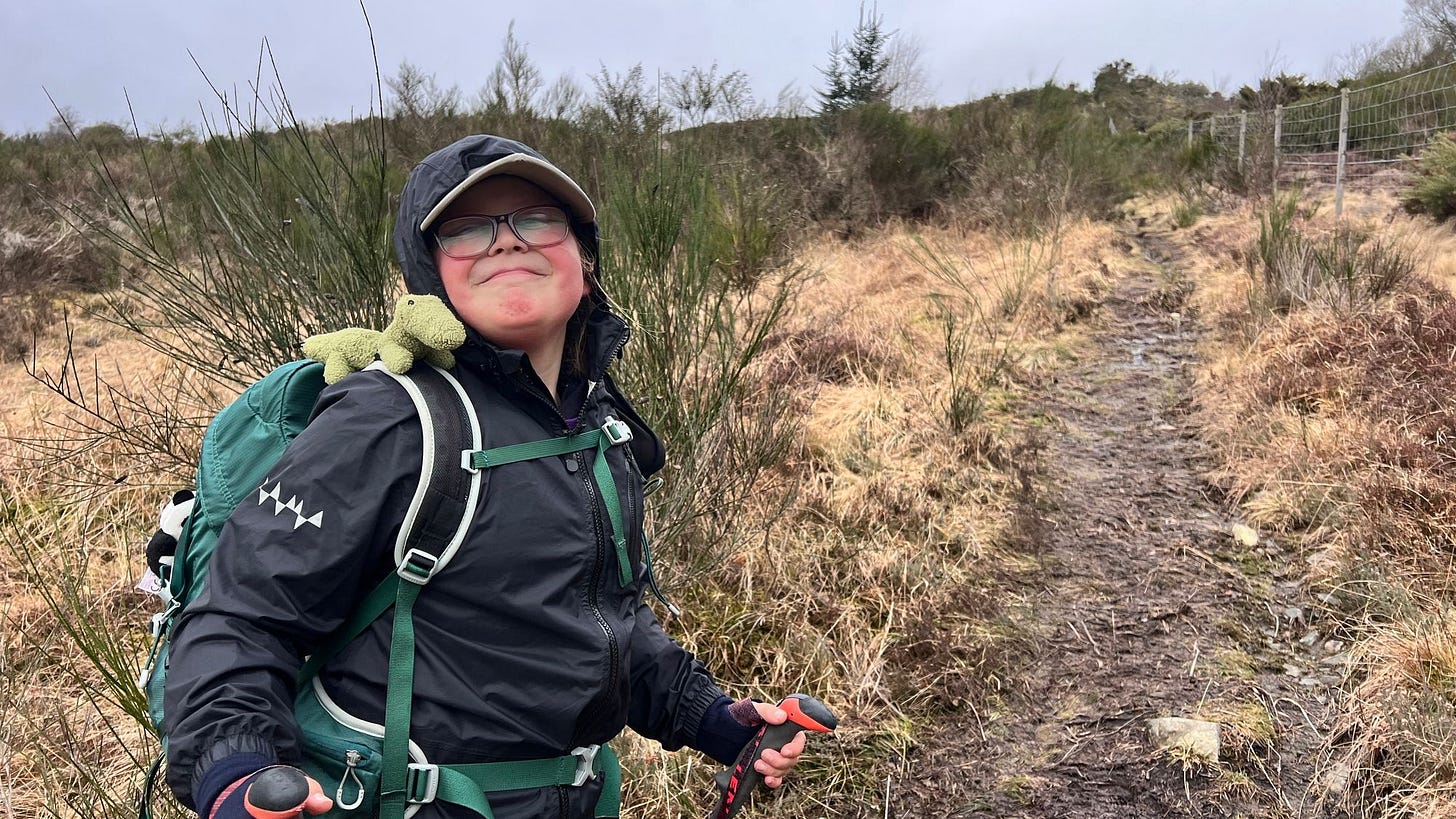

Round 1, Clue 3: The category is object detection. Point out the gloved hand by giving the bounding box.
[744,700,807,789]
[696,696,806,787]
[208,765,333,819]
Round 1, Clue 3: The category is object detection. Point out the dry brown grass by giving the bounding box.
[1,217,1113,818]
[616,218,1115,816]
[1,306,220,818]
[1320,609,1456,817]
[1170,186,1456,818]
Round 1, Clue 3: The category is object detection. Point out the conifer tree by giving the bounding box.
[816,3,896,115]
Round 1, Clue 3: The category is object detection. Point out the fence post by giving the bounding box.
[1187,120,1193,149]
[1273,105,1283,197]
[1238,112,1247,173]
[1335,88,1350,218]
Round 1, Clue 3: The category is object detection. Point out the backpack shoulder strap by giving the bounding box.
[373,362,482,576]
[297,363,479,683]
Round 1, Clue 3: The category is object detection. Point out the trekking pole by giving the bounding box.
[243,766,332,819]
[709,694,838,819]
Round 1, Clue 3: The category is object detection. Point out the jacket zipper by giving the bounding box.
[578,451,621,695]
[518,377,623,707]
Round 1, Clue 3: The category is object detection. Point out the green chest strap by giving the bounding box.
[368,416,636,819]
[463,416,637,586]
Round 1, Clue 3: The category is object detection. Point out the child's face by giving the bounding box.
[432,175,588,357]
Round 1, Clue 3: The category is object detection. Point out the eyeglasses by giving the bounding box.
[433,205,571,259]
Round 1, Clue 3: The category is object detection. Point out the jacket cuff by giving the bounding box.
[680,678,729,745]
[693,695,761,765]
[191,736,277,815]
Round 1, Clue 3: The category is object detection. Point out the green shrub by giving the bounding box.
[600,147,803,576]
[844,104,954,216]
[701,163,795,289]
[1249,195,1417,313]
[56,103,400,387]
[1404,132,1456,221]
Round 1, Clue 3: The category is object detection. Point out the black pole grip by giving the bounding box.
[710,695,838,819]
[244,767,309,819]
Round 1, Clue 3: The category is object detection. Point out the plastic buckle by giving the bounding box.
[404,762,439,804]
[149,609,170,641]
[570,744,600,787]
[461,449,482,473]
[397,549,440,585]
[601,417,632,446]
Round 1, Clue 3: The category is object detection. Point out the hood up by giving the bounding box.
[393,134,602,307]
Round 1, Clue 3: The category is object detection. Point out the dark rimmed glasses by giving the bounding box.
[433,205,571,259]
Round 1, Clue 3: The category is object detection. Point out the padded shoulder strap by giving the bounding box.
[297,363,480,685]
[368,362,482,575]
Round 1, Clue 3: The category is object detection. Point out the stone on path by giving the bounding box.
[1147,717,1221,762]
[1231,523,1259,547]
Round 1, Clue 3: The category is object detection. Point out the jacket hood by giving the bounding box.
[393,134,602,306]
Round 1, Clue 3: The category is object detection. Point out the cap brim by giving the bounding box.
[419,154,596,232]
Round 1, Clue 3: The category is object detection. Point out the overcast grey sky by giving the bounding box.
[0,1,1410,136]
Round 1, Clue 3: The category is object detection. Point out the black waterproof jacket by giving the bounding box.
[164,136,729,818]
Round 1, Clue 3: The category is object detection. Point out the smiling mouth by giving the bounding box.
[481,269,541,283]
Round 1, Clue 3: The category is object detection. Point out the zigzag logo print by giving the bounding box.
[257,480,325,530]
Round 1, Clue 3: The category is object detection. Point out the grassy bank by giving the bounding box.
[1171,187,1456,817]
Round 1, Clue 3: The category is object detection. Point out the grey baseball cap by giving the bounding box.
[417,146,596,232]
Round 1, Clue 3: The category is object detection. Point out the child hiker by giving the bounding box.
[163,134,806,819]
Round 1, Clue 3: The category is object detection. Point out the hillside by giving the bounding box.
[6,46,1456,814]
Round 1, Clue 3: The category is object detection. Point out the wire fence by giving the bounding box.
[1189,61,1456,214]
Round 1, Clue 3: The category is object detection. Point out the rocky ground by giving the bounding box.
[888,219,1345,818]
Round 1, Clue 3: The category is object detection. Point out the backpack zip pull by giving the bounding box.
[336,750,365,810]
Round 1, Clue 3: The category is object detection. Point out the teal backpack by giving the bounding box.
[137,359,637,819]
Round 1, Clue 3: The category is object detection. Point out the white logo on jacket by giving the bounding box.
[257,481,324,530]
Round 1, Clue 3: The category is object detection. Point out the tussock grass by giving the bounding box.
[1321,608,1456,817]
[1,433,171,818]
[1245,194,1419,316]
[1178,188,1456,817]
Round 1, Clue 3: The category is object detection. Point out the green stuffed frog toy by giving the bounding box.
[302,294,466,384]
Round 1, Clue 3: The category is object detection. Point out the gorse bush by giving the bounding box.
[1404,131,1456,221]
[701,162,796,289]
[814,103,955,232]
[929,83,1186,232]
[53,97,400,391]
[1247,194,1417,313]
[600,146,803,577]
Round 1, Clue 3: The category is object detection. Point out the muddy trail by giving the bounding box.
[888,222,1343,818]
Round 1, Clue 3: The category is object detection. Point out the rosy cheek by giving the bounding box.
[437,259,471,295]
